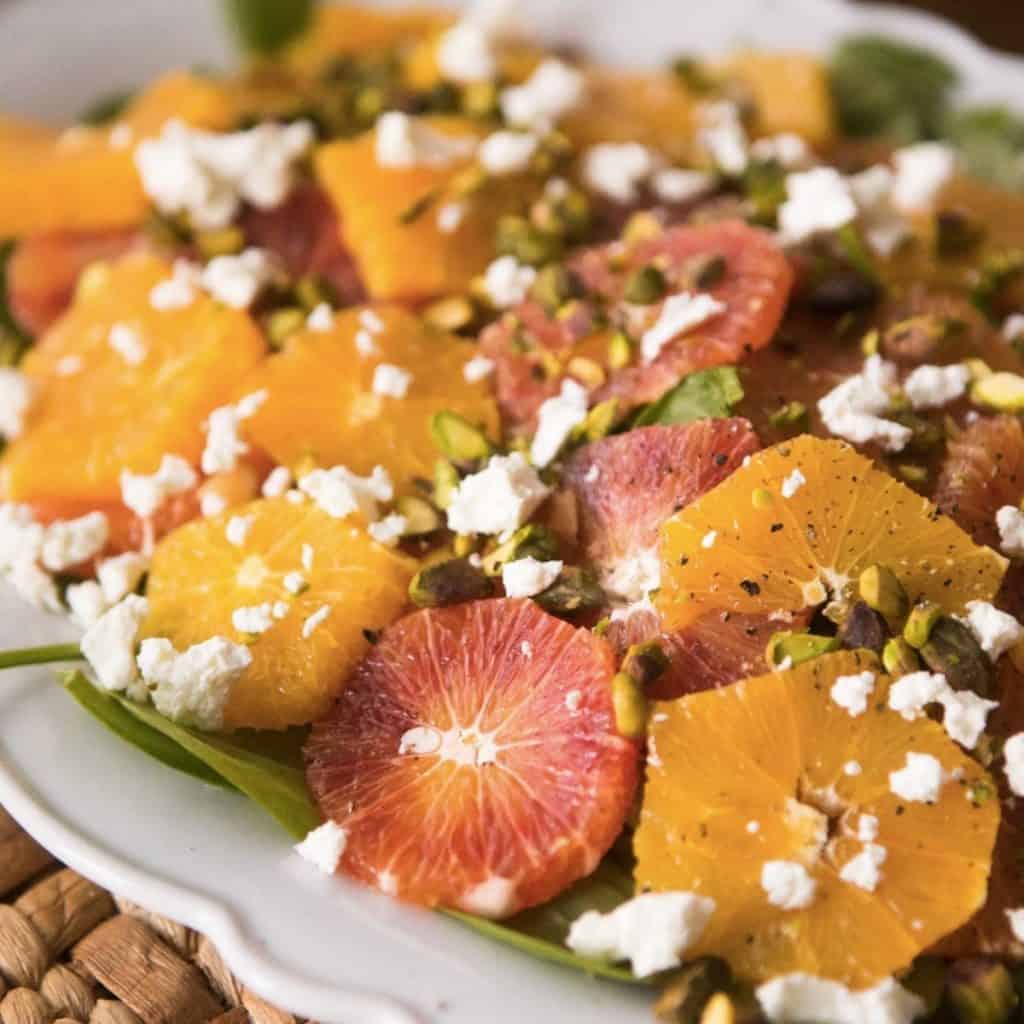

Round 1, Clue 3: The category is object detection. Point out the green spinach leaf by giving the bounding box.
[634,367,743,427]
[223,0,316,56]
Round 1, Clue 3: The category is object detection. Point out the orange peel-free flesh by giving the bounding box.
[635,650,1000,986]
[142,497,417,732]
[305,598,639,917]
[657,434,1008,632]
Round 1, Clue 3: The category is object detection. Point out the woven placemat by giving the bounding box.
[0,806,316,1024]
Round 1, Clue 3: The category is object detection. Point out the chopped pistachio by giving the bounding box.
[882,637,921,676]
[622,211,665,245]
[883,314,964,363]
[580,398,619,441]
[921,617,996,696]
[450,165,489,199]
[966,358,993,382]
[195,225,245,260]
[947,958,1019,1024]
[766,630,840,669]
[453,533,478,558]
[670,55,718,94]
[896,463,928,484]
[972,248,1024,319]
[838,601,890,653]
[394,495,442,536]
[621,641,670,689]
[611,671,647,739]
[768,400,808,432]
[265,307,306,349]
[481,524,559,577]
[858,564,909,625]
[462,80,499,119]
[972,371,1024,412]
[531,264,584,312]
[654,956,732,1024]
[409,557,494,608]
[496,215,563,266]
[860,328,880,357]
[430,411,493,463]
[423,295,477,333]
[624,264,668,305]
[533,566,605,615]
[903,600,942,649]
[607,331,633,370]
[432,458,460,510]
[567,356,606,391]
[294,274,337,313]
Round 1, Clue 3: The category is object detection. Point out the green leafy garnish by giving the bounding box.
[78,89,136,126]
[222,0,316,56]
[829,34,957,142]
[945,106,1024,191]
[63,671,319,839]
[634,367,744,427]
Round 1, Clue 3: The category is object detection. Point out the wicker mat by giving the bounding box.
[0,807,315,1024]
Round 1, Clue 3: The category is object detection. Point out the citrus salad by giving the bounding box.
[2,3,1024,1021]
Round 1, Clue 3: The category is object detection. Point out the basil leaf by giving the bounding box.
[223,0,316,56]
[447,856,644,984]
[829,35,957,143]
[62,671,319,839]
[945,106,1024,192]
[634,367,743,427]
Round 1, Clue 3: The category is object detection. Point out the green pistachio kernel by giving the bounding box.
[768,400,808,432]
[430,411,493,463]
[423,295,477,334]
[607,331,633,370]
[972,371,1024,412]
[920,616,996,697]
[432,459,461,510]
[195,225,245,260]
[858,564,909,625]
[882,637,921,676]
[766,630,840,669]
[409,557,494,608]
[265,307,306,349]
[530,264,584,312]
[394,495,442,536]
[611,672,648,739]
[481,524,559,577]
[621,641,670,689]
[623,264,668,305]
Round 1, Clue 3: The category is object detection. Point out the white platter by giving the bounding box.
[1,2,1022,1021]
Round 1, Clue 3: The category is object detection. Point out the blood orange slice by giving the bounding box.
[304,598,639,917]
[481,220,793,432]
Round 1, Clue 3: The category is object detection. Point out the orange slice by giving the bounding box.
[0,252,266,504]
[635,650,1000,986]
[657,435,1008,632]
[239,305,498,489]
[142,497,417,731]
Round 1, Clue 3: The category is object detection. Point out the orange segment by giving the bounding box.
[657,435,1007,632]
[635,650,999,986]
[0,253,266,504]
[0,72,235,237]
[143,497,417,731]
[240,306,498,489]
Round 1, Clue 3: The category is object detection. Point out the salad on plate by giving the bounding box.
[1,2,1024,1021]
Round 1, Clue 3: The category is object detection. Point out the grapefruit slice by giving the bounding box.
[481,221,793,432]
[304,598,639,916]
[239,306,499,489]
[142,497,417,731]
[635,650,1000,986]
[657,435,1008,632]
[0,252,266,505]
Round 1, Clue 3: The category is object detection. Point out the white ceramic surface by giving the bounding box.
[1,2,1022,1022]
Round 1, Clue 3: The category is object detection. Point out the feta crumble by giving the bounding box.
[698,101,748,176]
[756,974,924,1024]
[761,860,817,910]
[463,354,495,382]
[778,167,857,244]
[225,515,253,547]
[651,167,716,205]
[889,752,945,803]
[844,760,862,776]
[701,530,717,549]
[108,323,147,366]
[641,292,726,364]
[847,164,909,258]
[201,390,267,475]
[137,635,252,731]
[750,132,811,169]
[960,600,1024,662]
[891,142,956,212]
[97,552,148,604]
[66,581,109,629]
[460,876,518,917]
[478,131,539,175]
[500,59,584,130]
[1007,907,1024,944]
[781,468,806,499]
[887,671,950,721]
[902,363,970,410]
[368,514,407,547]
[437,201,467,234]
[839,842,886,892]
[295,821,348,875]
[261,466,293,498]
[1003,314,1024,343]
[502,557,563,598]
[374,111,475,169]
[306,302,334,332]
[301,604,330,639]
[149,259,202,310]
[603,547,660,605]
[997,506,1024,558]
[200,248,279,309]
[531,379,588,467]
[1004,733,1024,797]
[6,558,61,612]
[582,142,655,204]
[299,464,393,521]
[939,689,998,750]
[436,20,497,84]
[282,571,307,595]
[483,255,536,308]
[120,455,197,519]
[40,511,109,572]
[0,368,33,440]
[232,603,275,635]
[200,492,228,518]
[446,452,550,536]
[566,891,715,978]
[372,363,413,399]
[81,595,149,698]
[817,355,911,452]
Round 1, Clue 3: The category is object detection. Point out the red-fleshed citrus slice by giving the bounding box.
[304,598,639,917]
[934,415,1024,550]
[481,220,793,432]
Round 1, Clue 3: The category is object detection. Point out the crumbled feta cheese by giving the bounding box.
[582,142,655,203]
[6,558,61,612]
[437,201,467,234]
[372,363,413,399]
[997,505,1024,558]
[66,581,109,629]
[1006,907,1024,943]
[354,329,379,357]
[701,530,717,549]
[483,255,536,309]
[756,974,924,1024]
[961,600,1024,662]
[200,248,279,310]
[889,752,945,803]
[502,557,563,598]
[299,464,393,521]
[150,259,201,310]
[839,842,886,892]
[137,635,252,730]
[120,455,198,519]
[261,466,293,498]
[272,600,289,619]
[902,363,970,410]
[360,309,384,334]
[1004,733,1024,797]
[301,604,330,639]
[844,760,862,776]
[200,492,228,518]
[566,891,715,978]
[651,167,716,204]
[603,547,660,605]
[781,468,806,499]
[847,165,909,258]
[832,673,877,719]
[225,515,253,548]
[232,603,275,635]
[279,571,307,597]
[761,860,817,910]
[446,452,550,536]
[108,323,147,366]
[530,379,588,468]
[40,511,109,572]
[1003,314,1024,343]
[0,368,33,440]
[479,131,539,175]
[817,355,912,452]
[0,504,43,571]
[375,111,475,169]
[135,118,314,230]
[500,59,585,129]
[887,671,950,721]
[295,821,348,874]
[81,595,149,698]
[750,132,811,169]
[939,689,998,750]
[201,390,267,475]
[97,552,148,604]
[892,142,956,212]
[778,167,857,244]
[857,814,879,841]
[460,876,517,917]
[698,101,748,176]
[463,355,495,383]
[368,514,407,547]
[641,292,726,364]
[306,302,334,332]
[436,20,497,84]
